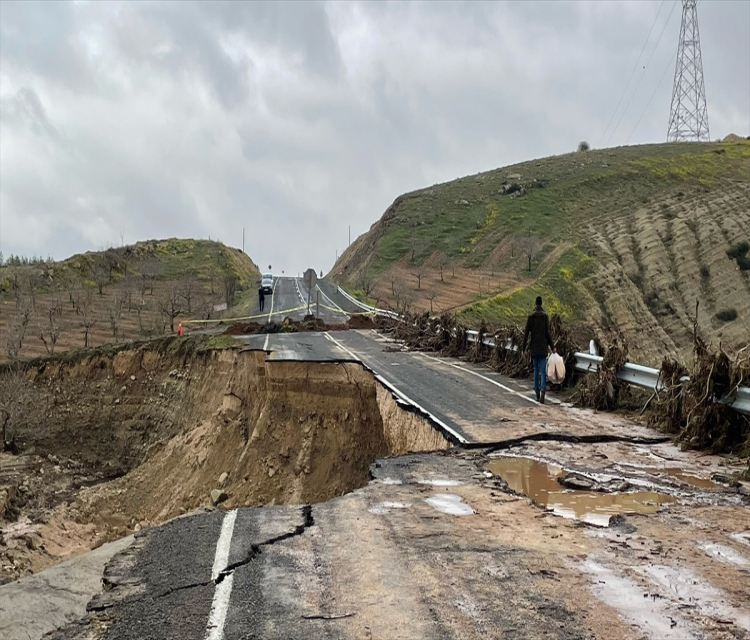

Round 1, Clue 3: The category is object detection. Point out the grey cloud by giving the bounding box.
[0,0,748,273]
[0,86,60,139]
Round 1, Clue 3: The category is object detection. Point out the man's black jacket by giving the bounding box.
[523,307,554,357]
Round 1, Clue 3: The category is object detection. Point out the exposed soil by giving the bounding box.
[0,342,449,583]
[221,314,373,336]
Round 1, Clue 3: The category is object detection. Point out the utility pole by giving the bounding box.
[667,0,709,142]
[242,228,245,253]
[348,225,351,248]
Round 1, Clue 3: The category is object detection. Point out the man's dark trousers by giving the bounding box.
[532,354,546,401]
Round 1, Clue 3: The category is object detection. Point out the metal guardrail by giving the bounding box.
[466,330,750,416]
[339,293,750,416]
[336,287,400,320]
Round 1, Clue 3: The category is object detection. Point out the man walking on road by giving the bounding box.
[258,286,265,313]
[522,296,555,404]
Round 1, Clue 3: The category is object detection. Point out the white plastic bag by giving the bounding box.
[547,352,566,384]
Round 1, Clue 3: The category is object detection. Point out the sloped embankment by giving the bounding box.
[0,340,449,580]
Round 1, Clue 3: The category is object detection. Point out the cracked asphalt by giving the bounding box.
[50,454,604,640]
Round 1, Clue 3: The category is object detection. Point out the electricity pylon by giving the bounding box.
[667,0,709,141]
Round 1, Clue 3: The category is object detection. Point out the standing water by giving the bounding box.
[487,456,675,526]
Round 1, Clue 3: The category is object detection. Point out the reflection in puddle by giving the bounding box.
[582,559,699,639]
[698,541,750,567]
[369,501,410,514]
[487,457,675,526]
[626,466,717,489]
[417,479,463,487]
[639,564,750,631]
[425,493,474,515]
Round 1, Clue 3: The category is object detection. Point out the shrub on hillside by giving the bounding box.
[577,141,590,152]
[727,241,750,271]
[715,309,738,322]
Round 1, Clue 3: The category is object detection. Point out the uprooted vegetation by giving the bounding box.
[647,335,750,455]
[377,310,580,385]
[0,335,449,582]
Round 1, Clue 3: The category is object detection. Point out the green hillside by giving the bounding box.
[331,140,750,365]
[0,239,259,361]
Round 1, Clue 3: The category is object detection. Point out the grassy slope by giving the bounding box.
[332,141,750,363]
[4,238,261,290]
[0,239,260,360]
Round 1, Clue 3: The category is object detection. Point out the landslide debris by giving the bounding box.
[222,314,374,337]
[648,329,750,456]
[0,336,449,582]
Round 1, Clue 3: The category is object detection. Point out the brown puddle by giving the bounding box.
[487,457,675,526]
[626,466,717,489]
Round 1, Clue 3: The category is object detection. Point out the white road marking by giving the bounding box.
[421,354,539,405]
[211,509,237,581]
[324,333,468,445]
[267,278,276,324]
[204,509,238,640]
[205,573,234,640]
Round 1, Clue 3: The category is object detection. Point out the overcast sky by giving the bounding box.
[1,1,748,274]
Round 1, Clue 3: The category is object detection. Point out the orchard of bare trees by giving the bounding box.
[0,243,252,361]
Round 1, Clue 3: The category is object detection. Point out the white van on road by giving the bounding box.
[261,273,274,294]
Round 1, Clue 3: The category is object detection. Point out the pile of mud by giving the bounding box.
[0,337,449,582]
[222,314,374,336]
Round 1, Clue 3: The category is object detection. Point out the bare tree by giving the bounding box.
[108,294,124,341]
[438,255,450,282]
[425,291,437,313]
[24,270,45,310]
[358,263,373,297]
[122,274,137,312]
[78,286,97,347]
[91,256,110,296]
[409,238,427,264]
[518,233,543,272]
[179,278,197,313]
[0,368,28,452]
[38,306,61,354]
[158,283,183,333]
[139,256,162,298]
[412,265,426,289]
[4,297,31,360]
[392,277,407,311]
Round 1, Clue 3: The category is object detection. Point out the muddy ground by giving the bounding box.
[1,337,749,639]
[0,337,446,583]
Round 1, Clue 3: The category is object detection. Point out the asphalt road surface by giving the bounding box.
[239,328,542,444]
[42,325,750,640]
[50,455,598,640]
[243,277,352,325]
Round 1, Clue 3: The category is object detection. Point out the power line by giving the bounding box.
[626,0,706,144]
[626,49,678,143]
[606,0,679,147]
[598,0,666,147]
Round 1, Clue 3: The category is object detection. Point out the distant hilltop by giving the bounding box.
[0,238,260,360]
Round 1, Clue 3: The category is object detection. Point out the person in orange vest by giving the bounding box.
[178,322,183,337]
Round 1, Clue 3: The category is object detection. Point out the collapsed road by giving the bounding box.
[2,284,749,639]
